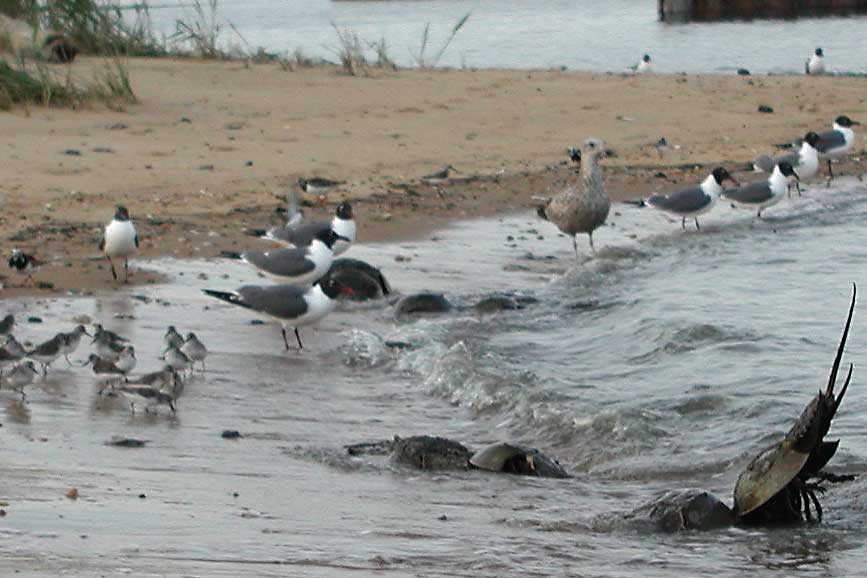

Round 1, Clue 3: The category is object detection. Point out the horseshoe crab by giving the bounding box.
[345,435,570,478]
[324,258,392,301]
[629,286,857,531]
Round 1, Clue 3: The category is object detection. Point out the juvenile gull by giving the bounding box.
[722,162,798,218]
[99,206,138,283]
[753,132,821,196]
[637,167,738,230]
[535,137,611,255]
[806,48,825,75]
[262,202,356,256]
[203,277,354,350]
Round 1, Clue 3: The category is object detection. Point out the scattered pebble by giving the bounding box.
[438,514,448,521]
[63,149,82,156]
[737,68,751,76]
[244,160,254,167]
[27,316,43,323]
[758,105,774,114]
[107,437,148,448]
[138,493,146,499]
[197,164,215,171]
[92,147,115,154]
[65,488,79,500]
[107,122,128,130]
[180,117,192,123]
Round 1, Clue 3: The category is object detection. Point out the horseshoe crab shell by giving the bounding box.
[469,442,571,478]
[389,435,472,471]
[325,258,391,301]
[733,286,855,518]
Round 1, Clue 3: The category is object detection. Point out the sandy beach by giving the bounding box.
[1,57,865,297]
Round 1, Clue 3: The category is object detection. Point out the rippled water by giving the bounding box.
[141,0,867,73]
[3,175,867,576]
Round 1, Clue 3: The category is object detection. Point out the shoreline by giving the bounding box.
[1,58,866,299]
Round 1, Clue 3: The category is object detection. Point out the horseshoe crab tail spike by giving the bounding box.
[833,363,854,414]
[827,284,856,396]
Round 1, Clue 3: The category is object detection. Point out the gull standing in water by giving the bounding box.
[535,138,611,256]
[815,116,860,180]
[261,202,356,257]
[633,54,652,74]
[722,162,798,218]
[634,167,738,230]
[99,206,138,283]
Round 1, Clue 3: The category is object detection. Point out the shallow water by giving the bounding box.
[141,0,867,73]
[3,175,867,576]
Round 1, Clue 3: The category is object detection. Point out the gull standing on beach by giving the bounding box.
[535,138,611,256]
[635,167,739,230]
[262,202,356,257]
[753,131,821,196]
[633,54,652,74]
[814,116,860,180]
[100,206,138,283]
[806,48,825,75]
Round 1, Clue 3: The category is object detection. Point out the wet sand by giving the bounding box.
[1,57,866,297]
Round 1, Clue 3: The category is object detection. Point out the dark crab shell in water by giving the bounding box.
[469,442,571,478]
[633,489,737,532]
[389,435,473,471]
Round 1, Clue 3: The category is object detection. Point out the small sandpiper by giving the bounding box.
[99,206,138,283]
[180,332,208,372]
[8,249,41,286]
[3,360,39,399]
[92,333,126,361]
[116,345,136,375]
[60,324,91,365]
[27,333,65,375]
[83,353,127,388]
[1,335,26,372]
[127,365,179,391]
[421,165,457,185]
[164,326,184,351]
[112,384,177,414]
[162,345,193,375]
[0,314,15,336]
[92,323,129,344]
[298,177,346,194]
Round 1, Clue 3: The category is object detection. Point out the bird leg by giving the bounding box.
[107,256,118,281]
[123,258,130,284]
[65,355,73,367]
[795,181,802,197]
[827,159,834,181]
[588,233,595,252]
[681,217,686,230]
[694,218,701,231]
[572,236,579,257]
[294,327,304,349]
[281,327,291,351]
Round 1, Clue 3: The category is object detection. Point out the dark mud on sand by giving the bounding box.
[3,177,867,576]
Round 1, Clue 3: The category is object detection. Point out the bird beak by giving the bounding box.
[604,149,618,158]
[527,455,536,473]
[337,235,351,243]
[852,120,861,125]
[727,176,740,187]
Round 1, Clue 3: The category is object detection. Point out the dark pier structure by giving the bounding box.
[659,0,867,21]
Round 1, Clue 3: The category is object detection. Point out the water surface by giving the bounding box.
[2,175,867,576]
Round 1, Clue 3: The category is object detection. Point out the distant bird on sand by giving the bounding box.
[421,165,457,185]
[8,249,40,285]
[99,206,138,283]
[298,177,346,194]
[631,54,652,74]
[630,167,738,230]
[535,138,611,255]
[806,47,825,75]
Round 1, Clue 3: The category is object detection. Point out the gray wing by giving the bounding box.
[267,220,329,246]
[237,284,309,319]
[816,129,846,154]
[755,152,796,173]
[241,247,315,277]
[722,181,772,204]
[647,186,710,213]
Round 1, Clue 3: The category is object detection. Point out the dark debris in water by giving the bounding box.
[107,437,148,448]
[222,430,242,439]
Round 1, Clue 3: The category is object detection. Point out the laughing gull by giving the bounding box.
[721,161,798,218]
[753,131,821,196]
[814,116,860,179]
[0,314,15,336]
[637,167,738,230]
[262,202,356,256]
[8,249,40,285]
[3,360,38,399]
[535,138,611,255]
[632,54,652,74]
[60,324,91,365]
[298,177,345,194]
[239,228,344,285]
[99,206,138,283]
[26,333,65,374]
[203,276,355,350]
[806,48,825,75]
[180,333,208,371]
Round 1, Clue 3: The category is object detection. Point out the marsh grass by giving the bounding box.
[0,54,136,111]
[411,11,471,68]
[171,0,222,58]
[43,0,165,56]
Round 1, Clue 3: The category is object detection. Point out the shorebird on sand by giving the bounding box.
[535,138,611,256]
